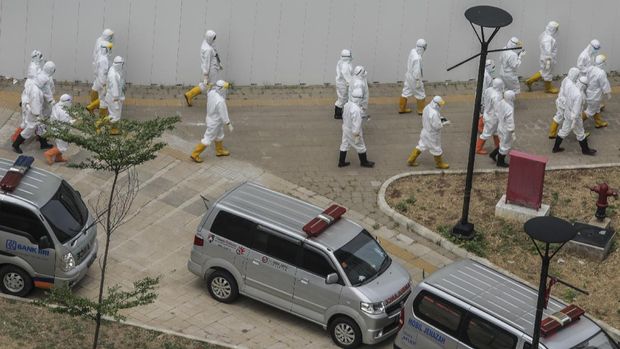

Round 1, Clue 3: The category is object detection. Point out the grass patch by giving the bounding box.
[437,225,489,257]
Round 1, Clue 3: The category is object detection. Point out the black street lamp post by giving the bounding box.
[524,216,577,348]
[447,6,515,239]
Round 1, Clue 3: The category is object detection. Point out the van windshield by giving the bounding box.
[571,330,619,349]
[41,180,88,244]
[334,229,391,286]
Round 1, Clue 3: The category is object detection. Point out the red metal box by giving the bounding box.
[506,150,548,210]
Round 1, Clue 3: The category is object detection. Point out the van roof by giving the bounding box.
[215,182,362,251]
[0,158,61,208]
[423,259,600,347]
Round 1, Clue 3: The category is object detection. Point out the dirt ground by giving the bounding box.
[0,297,220,349]
[386,167,620,328]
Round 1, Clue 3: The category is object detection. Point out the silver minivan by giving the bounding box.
[0,158,98,297]
[188,182,411,348]
[394,259,619,349]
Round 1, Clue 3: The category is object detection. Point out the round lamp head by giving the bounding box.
[524,216,577,244]
[465,6,513,28]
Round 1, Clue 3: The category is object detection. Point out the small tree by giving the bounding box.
[40,107,180,349]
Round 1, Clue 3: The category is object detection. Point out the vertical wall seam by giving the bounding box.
[74,0,80,80]
[175,0,184,85]
[322,0,334,84]
[226,0,233,83]
[49,0,55,59]
[125,0,133,76]
[274,0,284,84]
[149,0,159,84]
[23,0,30,78]
[249,0,258,84]
[371,0,383,82]
[396,0,406,82]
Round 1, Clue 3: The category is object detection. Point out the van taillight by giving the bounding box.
[193,235,204,246]
[397,308,405,330]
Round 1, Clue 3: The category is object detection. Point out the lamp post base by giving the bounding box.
[452,221,475,240]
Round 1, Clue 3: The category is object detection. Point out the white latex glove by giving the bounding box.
[353,134,361,143]
[606,92,612,100]
[198,82,207,92]
[519,50,526,59]
[512,132,517,142]
[441,118,451,126]
[415,80,422,89]
[545,59,551,71]
[227,123,234,132]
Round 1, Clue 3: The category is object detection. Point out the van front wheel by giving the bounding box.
[206,270,238,303]
[0,266,33,297]
[329,316,362,348]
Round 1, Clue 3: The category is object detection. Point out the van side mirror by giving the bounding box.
[326,273,339,285]
[38,236,52,249]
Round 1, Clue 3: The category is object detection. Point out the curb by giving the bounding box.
[0,292,243,349]
[378,165,620,341]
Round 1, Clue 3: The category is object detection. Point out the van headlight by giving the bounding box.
[360,301,385,315]
[62,252,76,272]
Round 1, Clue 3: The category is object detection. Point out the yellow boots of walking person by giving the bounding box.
[185,30,222,106]
[526,21,560,94]
[190,80,233,163]
[407,96,450,169]
[399,39,427,115]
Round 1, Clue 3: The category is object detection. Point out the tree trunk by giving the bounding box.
[92,171,119,349]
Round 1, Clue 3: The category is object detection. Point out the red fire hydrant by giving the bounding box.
[590,183,618,220]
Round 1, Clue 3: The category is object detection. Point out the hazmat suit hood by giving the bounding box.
[42,61,56,76]
[567,67,580,83]
[353,66,367,78]
[58,94,72,108]
[214,80,230,98]
[506,37,521,50]
[503,90,515,108]
[205,30,216,45]
[31,50,44,64]
[576,76,588,93]
[594,54,607,68]
[492,78,505,92]
[545,21,559,37]
[430,96,445,110]
[415,38,427,55]
[102,28,114,42]
[340,49,352,62]
[587,40,601,55]
[485,59,495,74]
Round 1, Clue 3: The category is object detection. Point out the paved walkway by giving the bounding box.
[0,77,618,347]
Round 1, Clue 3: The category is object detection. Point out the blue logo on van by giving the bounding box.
[5,239,50,256]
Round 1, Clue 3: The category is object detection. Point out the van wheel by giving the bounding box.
[206,270,238,303]
[0,266,33,297]
[329,316,362,348]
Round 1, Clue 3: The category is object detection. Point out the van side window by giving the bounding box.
[251,229,299,265]
[463,315,517,349]
[0,203,48,243]
[210,210,254,247]
[301,246,336,278]
[413,292,464,336]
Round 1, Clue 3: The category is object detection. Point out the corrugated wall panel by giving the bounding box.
[126,0,156,84]
[0,0,28,79]
[152,0,182,84]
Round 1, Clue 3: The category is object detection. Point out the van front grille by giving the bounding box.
[75,242,91,265]
[385,290,410,315]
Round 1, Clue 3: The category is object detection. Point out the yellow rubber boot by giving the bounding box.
[89,90,99,103]
[95,115,110,134]
[434,155,449,169]
[416,98,425,115]
[100,108,109,118]
[593,113,608,128]
[214,141,230,156]
[398,97,412,114]
[110,123,121,135]
[476,138,487,154]
[525,71,542,91]
[544,81,559,94]
[184,86,202,107]
[581,112,588,121]
[86,99,100,113]
[548,120,559,139]
[407,148,421,166]
[190,143,207,163]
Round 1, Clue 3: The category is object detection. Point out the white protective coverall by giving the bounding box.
[92,43,111,109]
[340,89,366,154]
[201,83,231,146]
[349,66,369,118]
[584,56,611,117]
[538,22,559,81]
[93,29,113,71]
[577,40,600,74]
[20,74,46,139]
[480,78,505,141]
[201,30,222,84]
[105,57,125,123]
[40,61,56,118]
[484,59,495,91]
[335,49,353,108]
[415,97,446,156]
[401,39,426,100]
[50,94,74,153]
[20,50,44,128]
[553,67,580,124]
[499,37,524,94]
[497,90,516,156]
[558,77,587,141]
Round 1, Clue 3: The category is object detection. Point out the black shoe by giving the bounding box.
[338,151,350,167]
[552,136,565,153]
[334,106,343,119]
[489,148,499,162]
[12,134,25,154]
[39,137,53,150]
[358,152,375,168]
[497,154,509,167]
[579,138,597,156]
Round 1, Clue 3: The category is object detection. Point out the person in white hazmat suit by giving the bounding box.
[44,94,74,165]
[338,88,374,168]
[399,39,427,115]
[553,75,596,155]
[583,54,611,128]
[577,40,600,74]
[86,41,112,116]
[40,61,56,118]
[498,37,524,95]
[526,21,560,93]
[491,90,516,168]
[103,56,125,135]
[476,78,504,154]
[184,30,223,107]
[12,74,50,153]
[477,59,496,134]
[91,29,113,101]
[406,96,450,169]
[190,80,234,163]
[549,67,580,138]
[349,66,369,119]
[12,50,45,142]
[334,49,353,119]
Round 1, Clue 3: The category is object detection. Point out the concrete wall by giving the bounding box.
[0,0,618,86]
